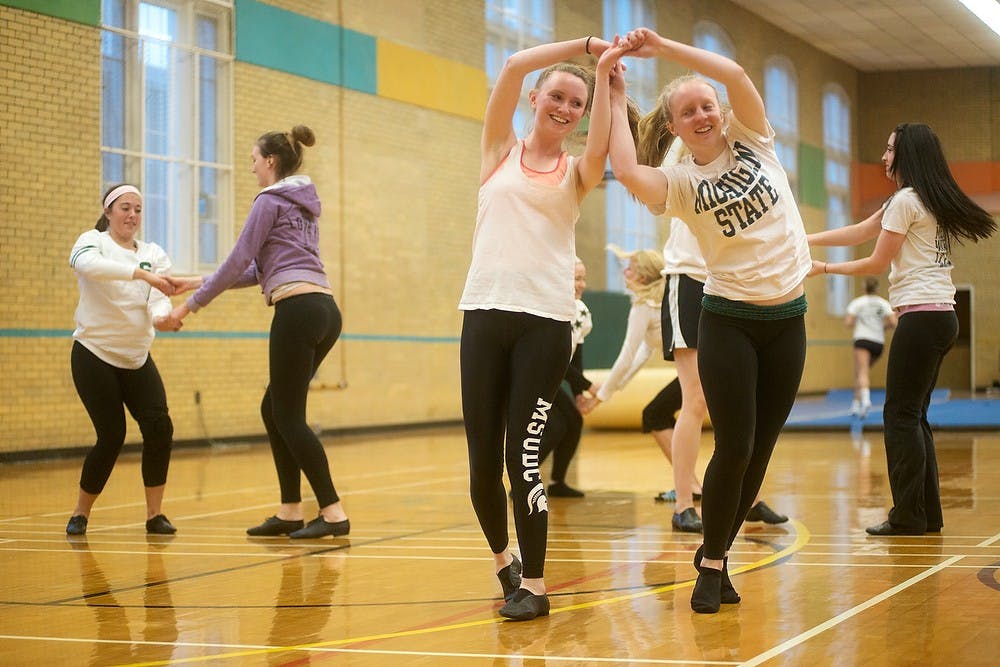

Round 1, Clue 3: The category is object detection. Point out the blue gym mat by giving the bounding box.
[785,389,1000,430]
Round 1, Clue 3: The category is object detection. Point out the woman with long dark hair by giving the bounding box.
[808,122,995,536]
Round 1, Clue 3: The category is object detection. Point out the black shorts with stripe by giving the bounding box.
[661,273,704,361]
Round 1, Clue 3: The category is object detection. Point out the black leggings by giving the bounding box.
[261,293,342,507]
[642,376,683,432]
[697,310,806,559]
[460,309,572,579]
[538,386,583,483]
[71,341,173,494]
[883,310,957,531]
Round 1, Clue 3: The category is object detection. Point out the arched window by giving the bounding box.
[603,0,658,292]
[764,56,798,197]
[823,84,852,315]
[693,21,734,106]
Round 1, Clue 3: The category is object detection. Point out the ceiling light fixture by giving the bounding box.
[956,0,1000,38]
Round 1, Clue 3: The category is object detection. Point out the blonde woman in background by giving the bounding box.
[579,246,704,534]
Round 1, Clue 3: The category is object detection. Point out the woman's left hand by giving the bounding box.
[169,303,191,323]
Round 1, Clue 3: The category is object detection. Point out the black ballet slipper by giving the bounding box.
[499,588,550,621]
[246,515,305,536]
[497,554,522,602]
[694,544,740,604]
[145,514,177,535]
[289,515,350,538]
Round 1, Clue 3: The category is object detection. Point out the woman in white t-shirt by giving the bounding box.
[808,123,995,536]
[600,31,812,613]
[65,184,181,537]
[845,277,897,416]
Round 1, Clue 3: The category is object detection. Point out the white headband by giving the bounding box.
[103,185,142,210]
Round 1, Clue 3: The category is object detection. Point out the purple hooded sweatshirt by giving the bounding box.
[187,175,329,311]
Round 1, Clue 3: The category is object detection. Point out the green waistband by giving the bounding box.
[702,293,808,320]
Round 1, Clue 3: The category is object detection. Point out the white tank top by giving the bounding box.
[459,141,581,321]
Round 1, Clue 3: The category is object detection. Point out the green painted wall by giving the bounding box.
[798,142,826,208]
[234,0,376,94]
[0,0,99,25]
[581,290,631,369]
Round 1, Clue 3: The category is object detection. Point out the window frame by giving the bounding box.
[822,83,853,316]
[764,55,799,198]
[603,0,659,293]
[100,0,235,273]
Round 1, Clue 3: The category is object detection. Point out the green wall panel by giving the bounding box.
[1,0,99,25]
[580,290,631,370]
[235,0,375,94]
[798,142,827,208]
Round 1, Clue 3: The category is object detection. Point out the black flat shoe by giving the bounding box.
[865,520,924,536]
[146,514,177,535]
[690,569,722,614]
[66,515,88,535]
[289,515,350,539]
[247,516,305,536]
[547,481,584,498]
[499,588,550,621]
[497,554,522,602]
[672,507,703,533]
[745,500,788,524]
[694,544,739,604]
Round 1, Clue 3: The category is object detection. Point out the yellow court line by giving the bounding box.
[121,520,811,666]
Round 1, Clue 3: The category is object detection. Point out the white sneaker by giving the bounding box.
[860,401,872,418]
[849,399,861,416]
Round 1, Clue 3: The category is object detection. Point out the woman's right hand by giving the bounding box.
[166,275,204,294]
[618,27,660,58]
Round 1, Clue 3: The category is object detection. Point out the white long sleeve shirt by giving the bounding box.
[70,229,172,369]
[596,300,661,402]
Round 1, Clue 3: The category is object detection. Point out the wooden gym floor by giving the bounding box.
[1,425,998,666]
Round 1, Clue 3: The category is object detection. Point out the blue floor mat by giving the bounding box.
[785,389,1000,430]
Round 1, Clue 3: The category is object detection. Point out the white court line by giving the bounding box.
[0,634,738,665]
[740,530,1000,666]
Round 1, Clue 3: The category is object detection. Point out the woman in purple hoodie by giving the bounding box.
[168,125,349,539]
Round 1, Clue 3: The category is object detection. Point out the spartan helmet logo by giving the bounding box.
[527,482,548,515]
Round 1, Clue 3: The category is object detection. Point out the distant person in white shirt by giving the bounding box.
[845,277,897,416]
[808,122,995,537]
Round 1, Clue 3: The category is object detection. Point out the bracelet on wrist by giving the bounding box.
[585,36,592,55]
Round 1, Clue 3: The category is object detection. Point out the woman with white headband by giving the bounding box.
[66,183,181,536]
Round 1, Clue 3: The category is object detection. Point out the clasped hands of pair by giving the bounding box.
[150,275,202,332]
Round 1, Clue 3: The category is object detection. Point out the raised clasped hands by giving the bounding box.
[617,27,657,57]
